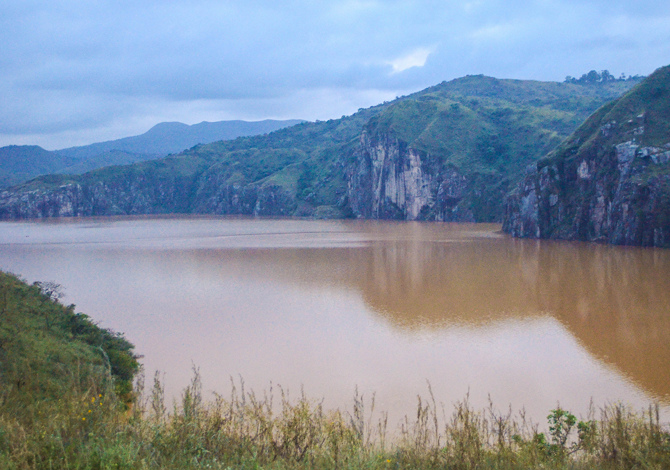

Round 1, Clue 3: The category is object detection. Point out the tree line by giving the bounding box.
[565,69,644,84]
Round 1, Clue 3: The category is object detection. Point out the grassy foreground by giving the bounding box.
[1,271,669,469]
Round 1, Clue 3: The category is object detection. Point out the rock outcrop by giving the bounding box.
[504,65,670,247]
[347,131,472,221]
[0,169,297,219]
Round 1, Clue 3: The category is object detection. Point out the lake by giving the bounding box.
[0,215,668,427]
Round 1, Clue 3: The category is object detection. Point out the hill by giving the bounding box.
[0,76,640,221]
[0,119,303,189]
[0,145,78,189]
[504,65,670,247]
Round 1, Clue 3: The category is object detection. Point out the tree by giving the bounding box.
[34,281,64,302]
[600,70,614,82]
[581,70,600,84]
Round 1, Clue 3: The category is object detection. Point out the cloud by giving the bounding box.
[388,48,433,73]
[1,0,670,148]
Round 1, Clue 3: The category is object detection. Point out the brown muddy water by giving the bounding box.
[0,215,668,427]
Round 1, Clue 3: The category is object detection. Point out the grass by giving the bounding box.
[2,367,669,469]
[0,271,139,407]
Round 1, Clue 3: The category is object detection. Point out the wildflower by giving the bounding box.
[82,418,86,421]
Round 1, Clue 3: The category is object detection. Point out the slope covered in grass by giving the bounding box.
[0,272,139,408]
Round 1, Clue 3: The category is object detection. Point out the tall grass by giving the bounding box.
[1,367,668,469]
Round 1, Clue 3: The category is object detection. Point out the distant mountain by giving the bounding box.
[0,75,642,227]
[504,65,670,247]
[0,119,303,188]
[0,145,78,189]
[53,119,305,160]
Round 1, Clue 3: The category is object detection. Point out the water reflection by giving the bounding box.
[348,232,670,402]
[0,216,668,422]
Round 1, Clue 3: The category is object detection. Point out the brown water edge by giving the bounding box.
[0,215,668,428]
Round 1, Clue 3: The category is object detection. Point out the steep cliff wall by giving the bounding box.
[347,131,472,221]
[343,75,632,223]
[504,66,670,247]
[0,175,191,218]
[192,182,297,217]
[0,166,297,219]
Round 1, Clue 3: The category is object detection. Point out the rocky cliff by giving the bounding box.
[504,65,670,247]
[343,75,633,222]
[347,130,472,221]
[0,166,297,219]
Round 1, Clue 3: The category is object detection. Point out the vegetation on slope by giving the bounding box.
[0,271,139,406]
[0,120,303,189]
[0,146,79,189]
[540,65,670,167]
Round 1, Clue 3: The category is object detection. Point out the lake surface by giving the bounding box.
[1,215,668,427]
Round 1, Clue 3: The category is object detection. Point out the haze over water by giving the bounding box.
[0,216,668,427]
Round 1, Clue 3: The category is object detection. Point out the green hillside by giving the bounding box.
[0,120,303,189]
[0,75,641,221]
[0,146,78,189]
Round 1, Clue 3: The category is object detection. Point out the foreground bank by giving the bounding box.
[1,271,669,469]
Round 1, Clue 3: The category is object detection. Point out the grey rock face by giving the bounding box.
[0,171,297,219]
[504,140,670,247]
[504,64,670,248]
[347,131,473,221]
[0,173,193,218]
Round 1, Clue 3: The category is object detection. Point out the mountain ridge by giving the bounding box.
[0,74,643,229]
[53,119,305,159]
[0,119,304,189]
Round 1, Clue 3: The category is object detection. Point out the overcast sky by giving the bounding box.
[2,0,670,150]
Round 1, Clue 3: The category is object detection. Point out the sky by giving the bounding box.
[2,0,670,150]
